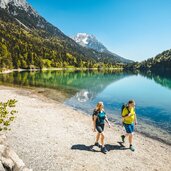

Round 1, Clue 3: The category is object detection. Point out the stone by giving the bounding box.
[0,161,5,171]
[0,135,32,171]
[1,156,14,170]
[5,148,25,170]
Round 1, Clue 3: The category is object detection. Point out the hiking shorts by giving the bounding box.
[96,124,104,133]
[124,123,134,134]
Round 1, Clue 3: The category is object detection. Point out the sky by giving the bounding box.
[28,0,171,61]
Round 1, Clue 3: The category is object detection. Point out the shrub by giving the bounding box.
[0,99,17,131]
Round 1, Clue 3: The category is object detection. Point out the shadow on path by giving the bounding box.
[71,144,100,152]
[71,142,129,152]
[105,142,129,151]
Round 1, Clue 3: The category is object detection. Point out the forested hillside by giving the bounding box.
[0,6,127,71]
[125,49,171,71]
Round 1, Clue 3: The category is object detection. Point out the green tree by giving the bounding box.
[0,42,12,69]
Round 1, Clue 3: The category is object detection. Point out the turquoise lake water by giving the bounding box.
[0,70,171,144]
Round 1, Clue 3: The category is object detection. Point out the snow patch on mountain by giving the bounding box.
[73,33,109,53]
[73,33,89,46]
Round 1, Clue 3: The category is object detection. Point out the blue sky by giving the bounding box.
[28,0,171,61]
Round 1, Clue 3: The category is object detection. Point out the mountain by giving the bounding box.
[0,0,65,37]
[0,0,132,70]
[125,49,171,71]
[73,33,133,64]
[73,33,109,53]
[0,0,28,10]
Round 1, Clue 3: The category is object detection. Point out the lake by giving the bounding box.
[0,70,171,144]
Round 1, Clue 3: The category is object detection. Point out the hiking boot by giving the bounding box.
[101,146,108,154]
[129,145,135,152]
[121,135,125,143]
[94,142,101,148]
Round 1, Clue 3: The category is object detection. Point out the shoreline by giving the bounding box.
[74,109,171,146]
[0,67,124,74]
[1,84,171,146]
[0,85,171,170]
